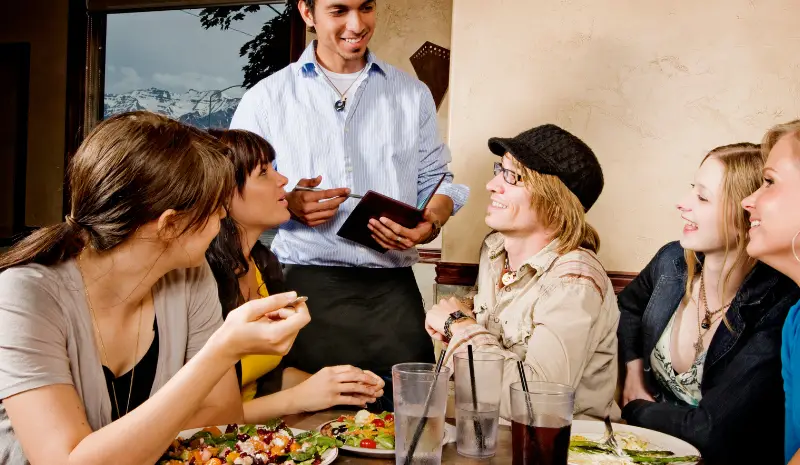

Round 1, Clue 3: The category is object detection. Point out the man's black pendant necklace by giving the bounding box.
[320,65,368,113]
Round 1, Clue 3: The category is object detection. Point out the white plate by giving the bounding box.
[569,420,700,464]
[176,425,338,465]
[316,420,456,458]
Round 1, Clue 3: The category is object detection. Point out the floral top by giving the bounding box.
[650,312,705,407]
[444,232,621,421]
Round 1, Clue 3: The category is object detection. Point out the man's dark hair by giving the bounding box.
[297,0,316,34]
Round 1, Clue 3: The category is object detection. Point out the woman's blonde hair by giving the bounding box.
[762,119,800,159]
[683,143,764,306]
[512,158,600,255]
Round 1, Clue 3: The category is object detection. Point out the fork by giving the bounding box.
[602,416,627,458]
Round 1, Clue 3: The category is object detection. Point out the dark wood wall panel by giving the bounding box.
[427,253,637,294]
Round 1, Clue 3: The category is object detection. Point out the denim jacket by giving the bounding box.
[618,241,800,465]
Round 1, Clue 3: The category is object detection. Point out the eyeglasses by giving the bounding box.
[493,162,523,186]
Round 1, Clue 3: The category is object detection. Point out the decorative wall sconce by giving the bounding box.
[410,41,450,110]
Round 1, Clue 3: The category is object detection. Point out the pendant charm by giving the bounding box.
[334,99,346,112]
[701,314,711,330]
[501,271,516,287]
[694,340,705,357]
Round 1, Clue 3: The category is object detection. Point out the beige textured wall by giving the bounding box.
[367,0,452,141]
[0,0,68,227]
[444,0,800,271]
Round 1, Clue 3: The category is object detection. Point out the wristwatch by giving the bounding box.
[421,220,442,244]
[443,310,470,340]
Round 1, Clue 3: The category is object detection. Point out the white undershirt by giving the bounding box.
[320,67,368,115]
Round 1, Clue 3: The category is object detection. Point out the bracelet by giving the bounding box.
[421,220,442,244]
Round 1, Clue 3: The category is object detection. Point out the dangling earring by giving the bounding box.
[793,230,800,264]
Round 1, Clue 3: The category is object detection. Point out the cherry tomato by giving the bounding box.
[360,439,377,449]
[371,419,386,428]
[384,414,394,422]
[337,416,346,422]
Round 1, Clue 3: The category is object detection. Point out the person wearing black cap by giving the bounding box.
[424,124,621,421]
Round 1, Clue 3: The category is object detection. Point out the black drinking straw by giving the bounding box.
[403,349,447,465]
[516,360,534,424]
[467,346,485,450]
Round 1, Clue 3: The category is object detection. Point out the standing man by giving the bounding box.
[230,0,469,392]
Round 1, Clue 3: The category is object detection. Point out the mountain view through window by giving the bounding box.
[104,4,289,129]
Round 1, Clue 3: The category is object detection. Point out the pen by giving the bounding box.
[293,186,363,199]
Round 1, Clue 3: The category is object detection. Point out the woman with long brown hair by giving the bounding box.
[618,143,799,464]
[0,111,310,465]
[740,120,800,464]
[205,129,383,421]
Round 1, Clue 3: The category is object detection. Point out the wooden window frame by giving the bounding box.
[0,43,33,246]
[63,0,306,215]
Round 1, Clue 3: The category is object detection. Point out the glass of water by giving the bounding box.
[453,351,504,458]
[392,363,451,465]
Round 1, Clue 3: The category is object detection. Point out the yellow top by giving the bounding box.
[240,264,282,402]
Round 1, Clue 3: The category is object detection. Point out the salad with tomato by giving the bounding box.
[320,410,395,450]
[159,419,339,465]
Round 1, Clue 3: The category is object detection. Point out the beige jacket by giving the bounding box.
[444,233,621,421]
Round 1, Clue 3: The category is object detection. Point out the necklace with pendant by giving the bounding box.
[319,65,368,112]
[500,256,517,288]
[77,255,144,418]
[693,272,731,358]
[699,271,730,329]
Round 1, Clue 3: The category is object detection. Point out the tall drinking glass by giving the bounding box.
[453,352,503,458]
[393,363,451,465]
[510,381,575,465]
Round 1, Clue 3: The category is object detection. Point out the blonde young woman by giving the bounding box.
[425,124,621,421]
[0,112,310,465]
[741,120,800,465]
[619,143,799,465]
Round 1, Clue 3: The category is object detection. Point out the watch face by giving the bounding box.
[451,310,466,319]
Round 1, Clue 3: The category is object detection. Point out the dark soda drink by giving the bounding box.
[511,416,571,465]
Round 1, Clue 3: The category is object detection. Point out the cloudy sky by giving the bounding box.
[105,6,282,98]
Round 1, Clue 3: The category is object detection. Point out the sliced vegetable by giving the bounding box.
[360,439,377,449]
[201,426,223,437]
[239,424,258,437]
[161,423,333,465]
[320,410,395,450]
[375,434,395,450]
[569,437,700,464]
[290,449,316,462]
[262,418,284,431]
[371,419,386,428]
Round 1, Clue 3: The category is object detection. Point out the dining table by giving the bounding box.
[283,409,707,465]
[284,409,513,464]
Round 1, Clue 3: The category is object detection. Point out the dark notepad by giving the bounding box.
[337,175,447,253]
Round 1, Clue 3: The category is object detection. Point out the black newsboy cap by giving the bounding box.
[488,124,604,211]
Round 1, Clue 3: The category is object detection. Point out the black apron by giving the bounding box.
[283,264,434,410]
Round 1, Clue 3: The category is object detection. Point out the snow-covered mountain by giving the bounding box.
[104,87,241,129]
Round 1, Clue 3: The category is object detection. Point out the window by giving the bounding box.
[103,3,292,129]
